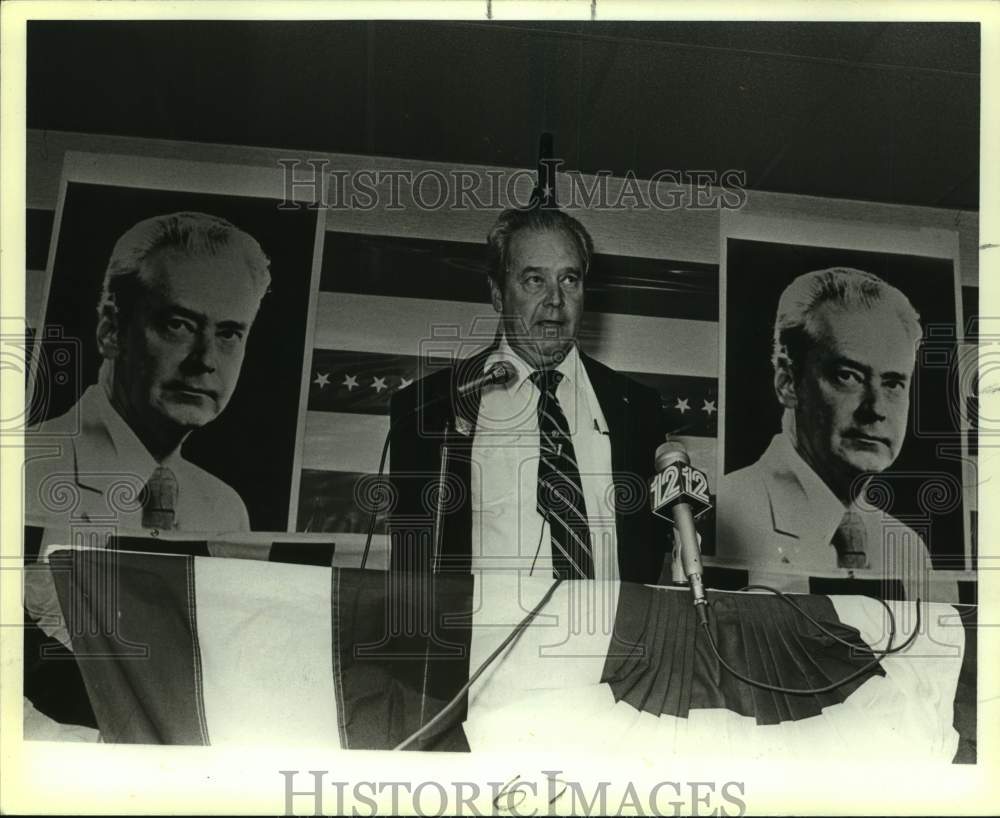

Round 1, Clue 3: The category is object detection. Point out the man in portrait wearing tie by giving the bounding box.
[24,212,270,657]
[25,211,269,533]
[389,206,669,583]
[716,266,955,601]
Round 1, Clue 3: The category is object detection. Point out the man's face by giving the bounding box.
[784,302,916,492]
[490,227,585,369]
[106,249,260,441]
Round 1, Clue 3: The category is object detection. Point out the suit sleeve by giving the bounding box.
[387,385,433,573]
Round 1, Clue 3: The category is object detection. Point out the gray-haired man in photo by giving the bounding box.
[26,211,271,532]
[717,266,957,602]
[24,212,271,649]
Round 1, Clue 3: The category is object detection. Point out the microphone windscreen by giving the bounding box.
[654,437,691,471]
[492,360,516,385]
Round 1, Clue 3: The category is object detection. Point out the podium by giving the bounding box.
[23,545,976,762]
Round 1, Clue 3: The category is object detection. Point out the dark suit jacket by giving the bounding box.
[388,345,669,583]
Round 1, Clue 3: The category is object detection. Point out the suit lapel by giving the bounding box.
[73,420,115,495]
[71,425,127,523]
[71,401,148,524]
[581,352,645,579]
[580,352,628,475]
[759,443,808,539]
[449,345,497,437]
[440,345,496,571]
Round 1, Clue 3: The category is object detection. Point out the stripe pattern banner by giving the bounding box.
[307,348,719,431]
[302,228,719,535]
[23,213,979,549]
[44,548,971,759]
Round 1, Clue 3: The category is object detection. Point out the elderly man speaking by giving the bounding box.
[389,206,669,583]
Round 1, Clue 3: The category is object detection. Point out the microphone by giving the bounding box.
[456,360,517,398]
[362,359,516,570]
[650,437,713,624]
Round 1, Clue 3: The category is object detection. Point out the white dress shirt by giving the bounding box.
[24,384,252,648]
[470,338,618,580]
[718,433,955,602]
[770,433,925,575]
[29,384,251,532]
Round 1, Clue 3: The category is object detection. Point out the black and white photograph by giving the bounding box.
[27,160,323,533]
[715,220,973,606]
[1,6,994,816]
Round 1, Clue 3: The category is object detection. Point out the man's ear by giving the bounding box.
[95,311,121,361]
[774,362,798,409]
[488,276,503,314]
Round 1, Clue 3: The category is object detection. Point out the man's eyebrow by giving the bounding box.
[217,319,251,332]
[828,355,871,374]
[829,355,910,380]
[518,264,582,275]
[160,304,206,323]
[162,305,250,331]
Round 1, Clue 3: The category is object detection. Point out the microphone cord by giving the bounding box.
[699,584,922,695]
[389,578,920,750]
[392,578,562,751]
[359,427,392,571]
[360,361,513,571]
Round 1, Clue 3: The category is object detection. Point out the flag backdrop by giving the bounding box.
[44,548,973,761]
[25,209,979,563]
[297,231,720,543]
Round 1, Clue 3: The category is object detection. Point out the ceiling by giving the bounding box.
[26,21,980,210]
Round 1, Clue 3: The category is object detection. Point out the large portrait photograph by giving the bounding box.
[717,218,973,606]
[25,155,324,534]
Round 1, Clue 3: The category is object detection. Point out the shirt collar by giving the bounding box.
[485,335,581,392]
[770,432,851,540]
[89,384,183,477]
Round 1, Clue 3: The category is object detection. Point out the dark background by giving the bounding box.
[26,21,978,210]
[35,182,318,531]
[723,238,966,563]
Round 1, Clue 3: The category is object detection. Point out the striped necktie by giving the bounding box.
[832,509,869,570]
[531,369,594,579]
[142,465,178,531]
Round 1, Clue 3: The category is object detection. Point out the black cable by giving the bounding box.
[359,429,392,571]
[363,365,515,570]
[393,578,563,751]
[701,584,922,695]
[738,583,917,659]
[360,385,469,571]
[392,576,923,748]
[528,509,548,577]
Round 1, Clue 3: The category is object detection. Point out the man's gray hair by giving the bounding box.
[97,211,271,321]
[486,206,595,288]
[772,267,922,373]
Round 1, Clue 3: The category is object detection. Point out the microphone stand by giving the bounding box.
[431,419,451,575]
[380,366,511,748]
[420,415,452,748]
[363,360,513,570]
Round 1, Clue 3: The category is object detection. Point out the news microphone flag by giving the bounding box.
[650,445,712,524]
[651,441,712,590]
